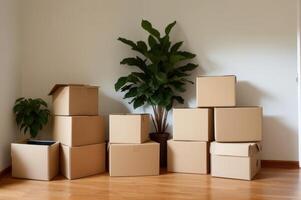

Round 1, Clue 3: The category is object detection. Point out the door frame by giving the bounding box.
[297,0,301,167]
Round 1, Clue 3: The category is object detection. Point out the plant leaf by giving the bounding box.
[141,20,160,39]
[177,63,198,72]
[170,41,183,53]
[173,96,184,104]
[124,87,138,99]
[118,37,137,49]
[165,21,176,35]
[133,96,146,109]
[115,77,128,91]
[148,35,157,47]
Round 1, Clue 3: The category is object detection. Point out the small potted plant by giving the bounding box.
[13,97,51,144]
[11,97,59,180]
[115,20,198,167]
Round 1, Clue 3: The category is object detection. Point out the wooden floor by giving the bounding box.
[0,168,300,200]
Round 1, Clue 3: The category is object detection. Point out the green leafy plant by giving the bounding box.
[13,98,50,138]
[115,19,198,133]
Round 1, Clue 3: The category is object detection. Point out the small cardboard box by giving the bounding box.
[53,116,105,147]
[173,108,213,141]
[49,84,98,116]
[214,107,262,142]
[109,114,150,144]
[109,141,159,177]
[60,143,106,180]
[210,142,261,180]
[167,140,209,174]
[11,141,59,181]
[196,75,236,107]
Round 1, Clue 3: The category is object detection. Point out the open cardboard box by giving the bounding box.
[11,140,59,181]
[210,142,261,180]
[49,84,99,116]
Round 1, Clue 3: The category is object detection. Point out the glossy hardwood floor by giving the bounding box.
[0,168,300,200]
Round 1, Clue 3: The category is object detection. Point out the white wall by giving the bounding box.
[0,0,20,171]
[20,0,298,161]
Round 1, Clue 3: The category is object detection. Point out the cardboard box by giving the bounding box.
[214,107,262,142]
[173,108,213,141]
[167,140,209,174]
[49,84,98,116]
[109,114,150,143]
[210,142,261,180]
[196,75,236,107]
[53,116,105,147]
[11,141,59,181]
[109,141,159,176]
[61,143,106,180]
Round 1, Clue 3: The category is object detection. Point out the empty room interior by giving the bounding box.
[1,0,301,199]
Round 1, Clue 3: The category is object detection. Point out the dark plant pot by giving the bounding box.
[27,139,56,146]
[149,132,170,167]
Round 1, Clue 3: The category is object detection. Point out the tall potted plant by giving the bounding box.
[115,20,198,166]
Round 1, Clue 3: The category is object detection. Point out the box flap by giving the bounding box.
[110,113,150,116]
[210,142,261,157]
[48,84,98,95]
[197,75,236,78]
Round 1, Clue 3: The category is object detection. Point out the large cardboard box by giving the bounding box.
[173,108,213,141]
[109,141,159,176]
[210,142,261,180]
[196,75,236,107]
[61,143,106,180]
[109,114,150,144]
[214,107,262,142]
[11,142,59,181]
[49,84,98,116]
[53,116,105,147]
[167,140,209,174]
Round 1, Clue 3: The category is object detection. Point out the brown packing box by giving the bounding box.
[109,141,159,177]
[60,143,106,180]
[11,142,59,181]
[210,142,261,180]
[173,108,213,141]
[167,140,209,174]
[53,116,105,147]
[49,84,98,116]
[196,75,236,107]
[214,107,262,142]
[109,114,150,144]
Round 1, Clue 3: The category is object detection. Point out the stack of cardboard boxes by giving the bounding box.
[167,108,213,174]
[50,84,106,180]
[109,114,160,176]
[168,75,262,180]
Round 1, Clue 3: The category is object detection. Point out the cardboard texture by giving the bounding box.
[11,142,59,181]
[210,142,261,180]
[109,141,159,177]
[53,116,105,146]
[49,84,98,116]
[214,107,262,142]
[196,75,236,107]
[173,108,213,141]
[109,114,150,144]
[60,143,106,180]
[167,140,209,174]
